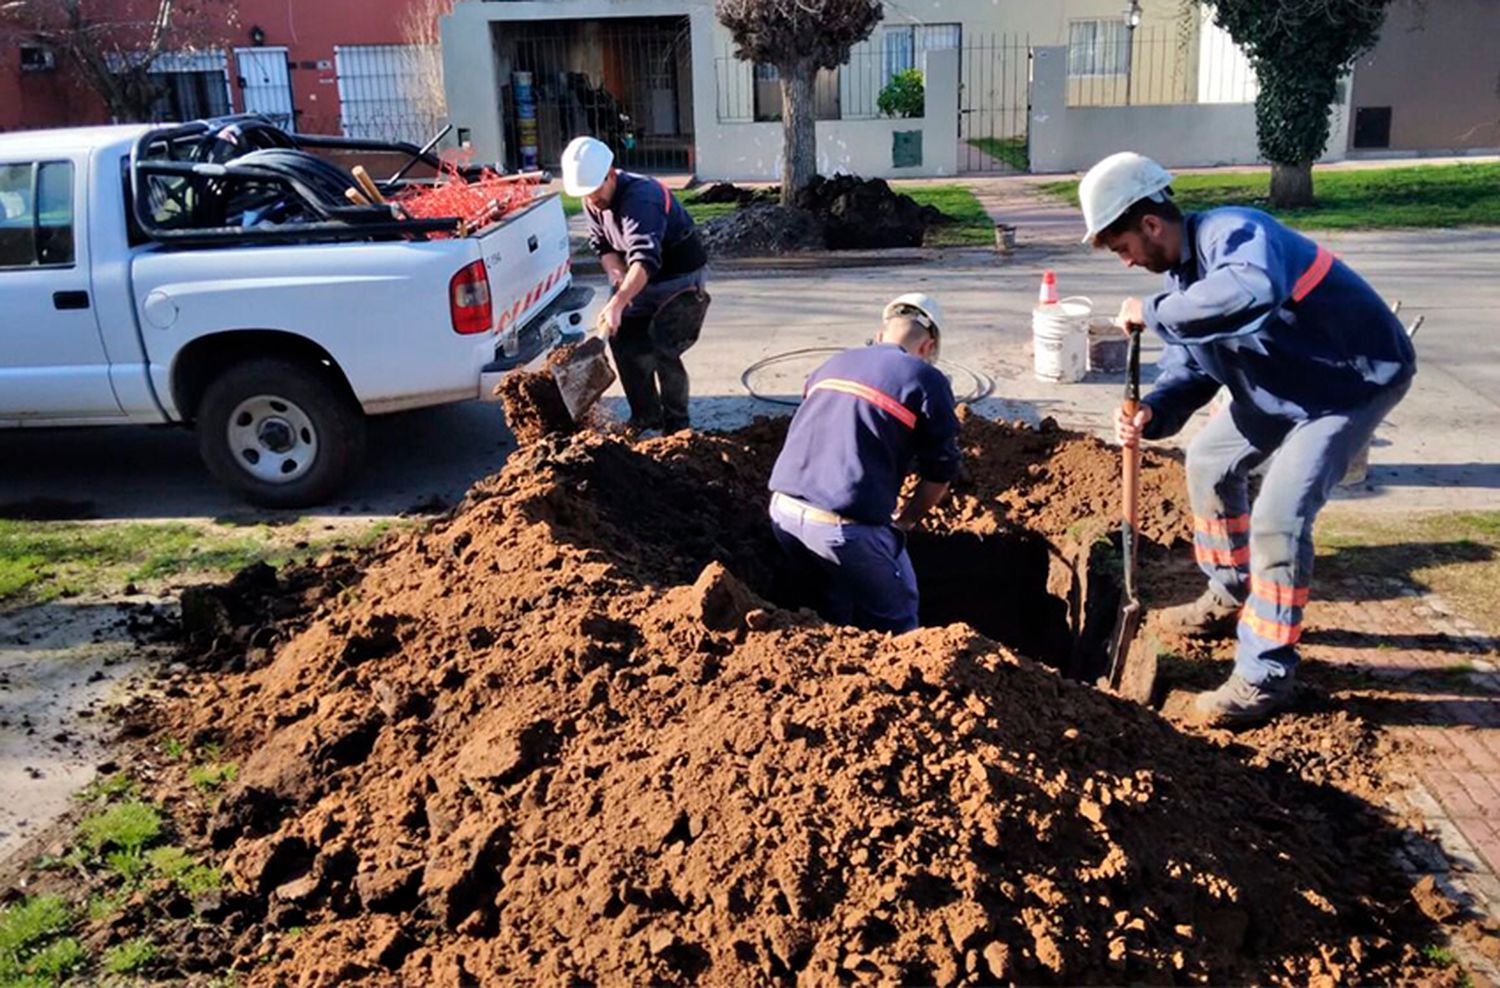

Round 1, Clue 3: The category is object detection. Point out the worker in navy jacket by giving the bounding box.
[562,136,708,434]
[768,294,961,633]
[1082,152,1416,726]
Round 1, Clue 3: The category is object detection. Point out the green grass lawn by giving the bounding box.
[1318,509,1500,637]
[900,184,995,246]
[680,199,742,224]
[966,136,1029,172]
[1041,162,1500,230]
[0,519,397,608]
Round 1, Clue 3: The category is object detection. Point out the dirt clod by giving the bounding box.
[496,368,575,445]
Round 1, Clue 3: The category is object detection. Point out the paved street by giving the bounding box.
[1,227,1496,519]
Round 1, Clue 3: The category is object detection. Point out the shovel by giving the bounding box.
[1104,323,1161,705]
[549,319,617,425]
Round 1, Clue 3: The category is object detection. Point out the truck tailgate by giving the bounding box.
[478,194,574,339]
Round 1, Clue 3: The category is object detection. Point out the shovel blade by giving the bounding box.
[550,336,616,424]
[1116,635,1161,706]
[1104,598,1142,690]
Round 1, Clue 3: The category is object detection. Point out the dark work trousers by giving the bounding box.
[610,268,705,431]
[768,494,919,634]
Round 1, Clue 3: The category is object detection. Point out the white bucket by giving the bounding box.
[1033,296,1091,383]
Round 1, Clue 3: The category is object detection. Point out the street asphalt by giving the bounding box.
[0,226,1495,521]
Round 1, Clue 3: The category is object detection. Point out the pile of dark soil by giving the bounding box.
[795,174,949,250]
[691,182,778,207]
[107,417,1451,986]
[698,204,825,258]
[697,176,950,255]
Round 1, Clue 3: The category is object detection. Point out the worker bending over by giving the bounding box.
[562,136,709,434]
[767,295,961,633]
[1083,152,1415,726]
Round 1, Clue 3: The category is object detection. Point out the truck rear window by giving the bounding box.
[0,160,75,268]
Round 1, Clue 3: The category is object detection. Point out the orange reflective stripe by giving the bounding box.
[1241,609,1302,646]
[1291,245,1334,303]
[1194,544,1250,567]
[1194,514,1250,536]
[807,379,918,429]
[1251,576,1310,608]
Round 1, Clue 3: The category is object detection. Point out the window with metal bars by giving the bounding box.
[1067,20,1129,77]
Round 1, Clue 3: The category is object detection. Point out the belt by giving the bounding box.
[771,492,849,526]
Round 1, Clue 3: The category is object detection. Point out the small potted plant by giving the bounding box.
[877,69,924,118]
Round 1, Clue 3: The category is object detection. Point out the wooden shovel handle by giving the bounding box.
[352,165,386,205]
[1121,396,1140,529]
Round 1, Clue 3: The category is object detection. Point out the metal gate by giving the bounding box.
[234,47,295,132]
[958,36,1032,173]
[496,17,694,174]
[333,44,446,147]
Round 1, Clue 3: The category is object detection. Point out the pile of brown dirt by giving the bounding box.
[131,417,1449,986]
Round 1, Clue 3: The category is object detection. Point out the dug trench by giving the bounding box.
[18,412,1470,985]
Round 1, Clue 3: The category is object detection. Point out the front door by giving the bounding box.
[236,46,296,132]
[0,156,122,421]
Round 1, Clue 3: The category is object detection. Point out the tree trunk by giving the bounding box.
[1269,162,1315,208]
[779,61,817,208]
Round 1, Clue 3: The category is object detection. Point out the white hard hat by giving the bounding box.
[1078,151,1174,244]
[883,292,944,360]
[561,136,614,197]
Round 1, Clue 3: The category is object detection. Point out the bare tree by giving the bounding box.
[716,0,882,206]
[397,0,452,133]
[0,0,235,123]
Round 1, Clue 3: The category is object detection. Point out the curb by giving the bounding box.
[569,244,1073,277]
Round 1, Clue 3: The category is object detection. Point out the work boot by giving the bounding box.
[1191,672,1295,727]
[1155,587,1240,639]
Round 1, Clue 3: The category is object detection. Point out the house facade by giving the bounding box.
[1346,0,1500,155]
[0,0,450,146]
[439,0,1195,179]
[5,0,1494,174]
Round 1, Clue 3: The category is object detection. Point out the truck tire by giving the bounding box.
[196,358,366,508]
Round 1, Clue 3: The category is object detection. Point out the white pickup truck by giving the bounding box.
[0,116,590,507]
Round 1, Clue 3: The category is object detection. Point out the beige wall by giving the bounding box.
[698,48,961,180]
[441,0,1188,168]
[1348,0,1500,152]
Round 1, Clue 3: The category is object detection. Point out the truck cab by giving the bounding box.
[0,118,590,507]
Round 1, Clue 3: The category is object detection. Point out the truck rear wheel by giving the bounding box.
[197,358,366,508]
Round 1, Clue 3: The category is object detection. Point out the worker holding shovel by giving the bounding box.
[1082,152,1416,726]
[562,136,710,434]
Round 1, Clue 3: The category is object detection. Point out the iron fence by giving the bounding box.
[715,35,1033,174]
[333,44,447,147]
[495,17,694,174]
[714,48,950,124]
[958,35,1031,174]
[1065,25,1257,108]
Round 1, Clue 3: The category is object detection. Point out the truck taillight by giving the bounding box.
[449,260,493,335]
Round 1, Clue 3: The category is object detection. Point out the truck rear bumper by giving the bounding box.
[478,284,595,400]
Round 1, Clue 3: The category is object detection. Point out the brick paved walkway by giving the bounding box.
[1302,576,1500,976]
